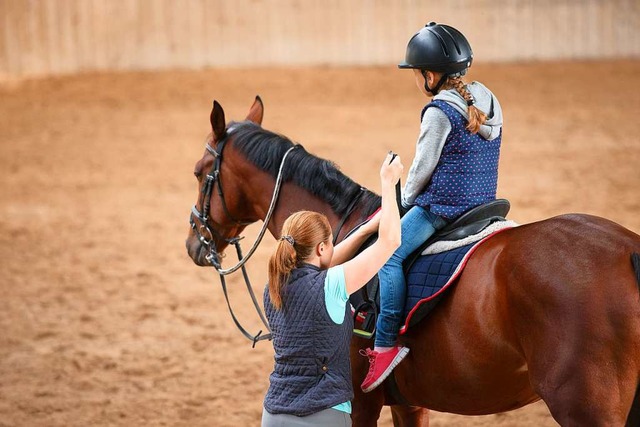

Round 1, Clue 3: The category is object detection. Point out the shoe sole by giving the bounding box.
[362,347,410,393]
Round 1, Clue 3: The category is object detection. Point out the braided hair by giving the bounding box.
[447,77,487,134]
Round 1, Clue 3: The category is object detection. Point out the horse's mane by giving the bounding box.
[229,121,381,219]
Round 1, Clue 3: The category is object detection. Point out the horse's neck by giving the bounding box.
[270,184,342,236]
[335,204,377,243]
[271,184,376,243]
[234,150,378,240]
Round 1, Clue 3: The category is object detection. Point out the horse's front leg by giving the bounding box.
[351,386,385,426]
[390,405,430,427]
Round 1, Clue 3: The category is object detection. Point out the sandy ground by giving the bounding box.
[1,60,639,427]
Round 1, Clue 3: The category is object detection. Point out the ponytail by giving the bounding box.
[268,237,298,310]
[449,77,487,134]
[267,211,332,310]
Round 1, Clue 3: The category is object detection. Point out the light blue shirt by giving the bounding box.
[324,265,351,414]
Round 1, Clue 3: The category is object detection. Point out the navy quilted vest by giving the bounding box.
[263,264,354,416]
[415,99,501,219]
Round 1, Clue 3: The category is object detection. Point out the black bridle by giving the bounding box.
[189,128,363,346]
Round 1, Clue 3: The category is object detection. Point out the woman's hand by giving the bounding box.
[380,152,403,186]
[359,210,381,235]
[341,152,403,295]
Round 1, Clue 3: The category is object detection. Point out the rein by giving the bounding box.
[332,187,365,245]
[214,142,299,346]
[190,129,298,346]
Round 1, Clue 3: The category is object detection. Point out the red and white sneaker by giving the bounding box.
[360,346,410,393]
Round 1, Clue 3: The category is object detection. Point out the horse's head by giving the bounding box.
[185,96,265,267]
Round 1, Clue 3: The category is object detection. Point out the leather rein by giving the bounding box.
[189,128,362,346]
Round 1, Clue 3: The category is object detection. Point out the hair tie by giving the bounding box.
[466,95,476,107]
[280,235,295,245]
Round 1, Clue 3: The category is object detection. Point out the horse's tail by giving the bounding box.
[627,253,640,426]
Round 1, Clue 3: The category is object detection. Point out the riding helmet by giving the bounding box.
[398,22,473,76]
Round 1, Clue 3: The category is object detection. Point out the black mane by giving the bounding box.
[228,121,380,220]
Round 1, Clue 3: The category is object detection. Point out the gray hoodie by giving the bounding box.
[402,81,503,207]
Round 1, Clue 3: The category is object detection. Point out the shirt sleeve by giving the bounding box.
[402,107,451,206]
[324,265,348,324]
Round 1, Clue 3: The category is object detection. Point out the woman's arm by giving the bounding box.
[341,153,402,295]
[329,211,381,267]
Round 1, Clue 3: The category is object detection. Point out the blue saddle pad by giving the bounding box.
[399,242,475,333]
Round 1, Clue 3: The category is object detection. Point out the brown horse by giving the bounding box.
[185,97,640,426]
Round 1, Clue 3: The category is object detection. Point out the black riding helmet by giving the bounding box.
[399,22,473,94]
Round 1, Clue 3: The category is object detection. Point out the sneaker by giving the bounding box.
[360,346,410,393]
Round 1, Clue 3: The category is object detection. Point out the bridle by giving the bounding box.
[190,126,299,272]
[189,126,363,346]
[189,126,299,346]
[191,130,252,269]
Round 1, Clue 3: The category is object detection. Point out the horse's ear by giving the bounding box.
[245,95,264,125]
[210,100,226,141]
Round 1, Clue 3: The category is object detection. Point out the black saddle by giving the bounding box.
[404,198,510,273]
[351,199,510,339]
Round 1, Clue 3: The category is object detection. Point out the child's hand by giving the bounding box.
[380,152,403,185]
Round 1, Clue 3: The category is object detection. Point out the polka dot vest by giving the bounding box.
[414,99,501,220]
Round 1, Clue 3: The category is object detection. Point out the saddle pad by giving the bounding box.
[422,220,518,255]
[399,228,510,334]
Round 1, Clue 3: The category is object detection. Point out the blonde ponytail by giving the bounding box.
[267,211,332,310]
[449,77,487,134]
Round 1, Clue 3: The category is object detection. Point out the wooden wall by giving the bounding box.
[1,0,639,77]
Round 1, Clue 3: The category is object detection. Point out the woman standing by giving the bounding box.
[261,153,403,426]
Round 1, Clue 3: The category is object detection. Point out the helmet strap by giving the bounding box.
[422,70,448,95]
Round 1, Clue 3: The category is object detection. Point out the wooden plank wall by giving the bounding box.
[1,0,639,77]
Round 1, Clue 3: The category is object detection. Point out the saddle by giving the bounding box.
[350,199,510,339]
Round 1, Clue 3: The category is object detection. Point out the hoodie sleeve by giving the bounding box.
[402,107,451,207]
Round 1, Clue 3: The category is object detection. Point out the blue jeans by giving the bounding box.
[374,206,448,348]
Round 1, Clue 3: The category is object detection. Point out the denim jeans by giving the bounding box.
[374,205,448,348]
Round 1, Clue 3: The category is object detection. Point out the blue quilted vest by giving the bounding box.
[263,264,353,416]
[415,99,501,219]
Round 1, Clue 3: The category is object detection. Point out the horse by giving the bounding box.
[185,96,640,426]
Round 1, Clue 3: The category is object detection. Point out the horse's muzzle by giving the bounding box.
[185,234,212,267]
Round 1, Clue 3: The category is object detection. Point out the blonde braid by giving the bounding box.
[449,77,487,134]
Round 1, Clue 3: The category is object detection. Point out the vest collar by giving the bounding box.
[297,263,322,272]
